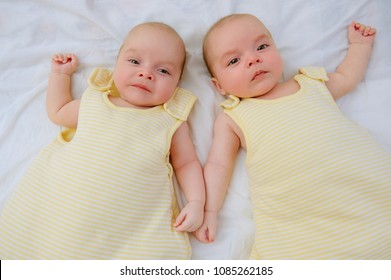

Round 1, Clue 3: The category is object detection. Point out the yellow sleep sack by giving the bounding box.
[223,67,391,259]
[0,68,196,259]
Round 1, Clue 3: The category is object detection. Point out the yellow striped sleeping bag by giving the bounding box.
[0,68,196,259]
[222,67,391,259]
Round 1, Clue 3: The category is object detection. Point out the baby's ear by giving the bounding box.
[211,77,227,96]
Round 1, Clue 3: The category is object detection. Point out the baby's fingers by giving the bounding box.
[52,53,73,63]
[174,211,186,228]
[354,22,376,36]
[175,217,200,232]
[365,26,376,36]
[207,227,216,243]
[175,220,191,232]
[193,226,210,243]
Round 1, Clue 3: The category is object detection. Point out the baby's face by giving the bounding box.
[206,15,283,98]
[113,25,185,108]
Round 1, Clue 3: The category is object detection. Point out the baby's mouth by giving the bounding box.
[132,84,151,93]
[252,70,266,81]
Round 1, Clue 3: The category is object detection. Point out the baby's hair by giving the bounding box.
[202,14,271,77]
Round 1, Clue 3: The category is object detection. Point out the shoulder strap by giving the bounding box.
[87,67,119,96]
[221,95,240,109]
[163,87,197,121]
[297,66,329,82]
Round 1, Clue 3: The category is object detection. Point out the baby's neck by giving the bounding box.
[108,95,154,109]
[255,79,299,100]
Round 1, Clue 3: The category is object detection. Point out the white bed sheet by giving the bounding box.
[1,0,390,259]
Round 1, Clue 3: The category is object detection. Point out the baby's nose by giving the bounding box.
[138,72,153,80]
[248,57,261,67]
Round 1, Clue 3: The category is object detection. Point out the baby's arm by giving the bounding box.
[326,22,376,100]
[171,122,206,232]
[46,53,80,128]
[194,113,241,243]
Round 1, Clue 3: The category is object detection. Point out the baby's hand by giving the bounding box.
[174,201,204,232]
[51,53,78,76]
[193,210,218,243]
[349,21,376,45]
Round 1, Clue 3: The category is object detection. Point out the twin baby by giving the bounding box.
[1,14,391,259]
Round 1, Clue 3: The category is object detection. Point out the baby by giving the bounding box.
[0,22,205,259]
[196,14,391,259]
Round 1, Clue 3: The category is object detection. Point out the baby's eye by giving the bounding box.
[158,68,170,75]
[128,59,139,64]
[257,44,268,51]
[227,58,239,66]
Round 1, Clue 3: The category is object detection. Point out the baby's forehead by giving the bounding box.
[209,20,266,49]
[213,16,267,37]
[127,23,183,42]
[125,25,184,54]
